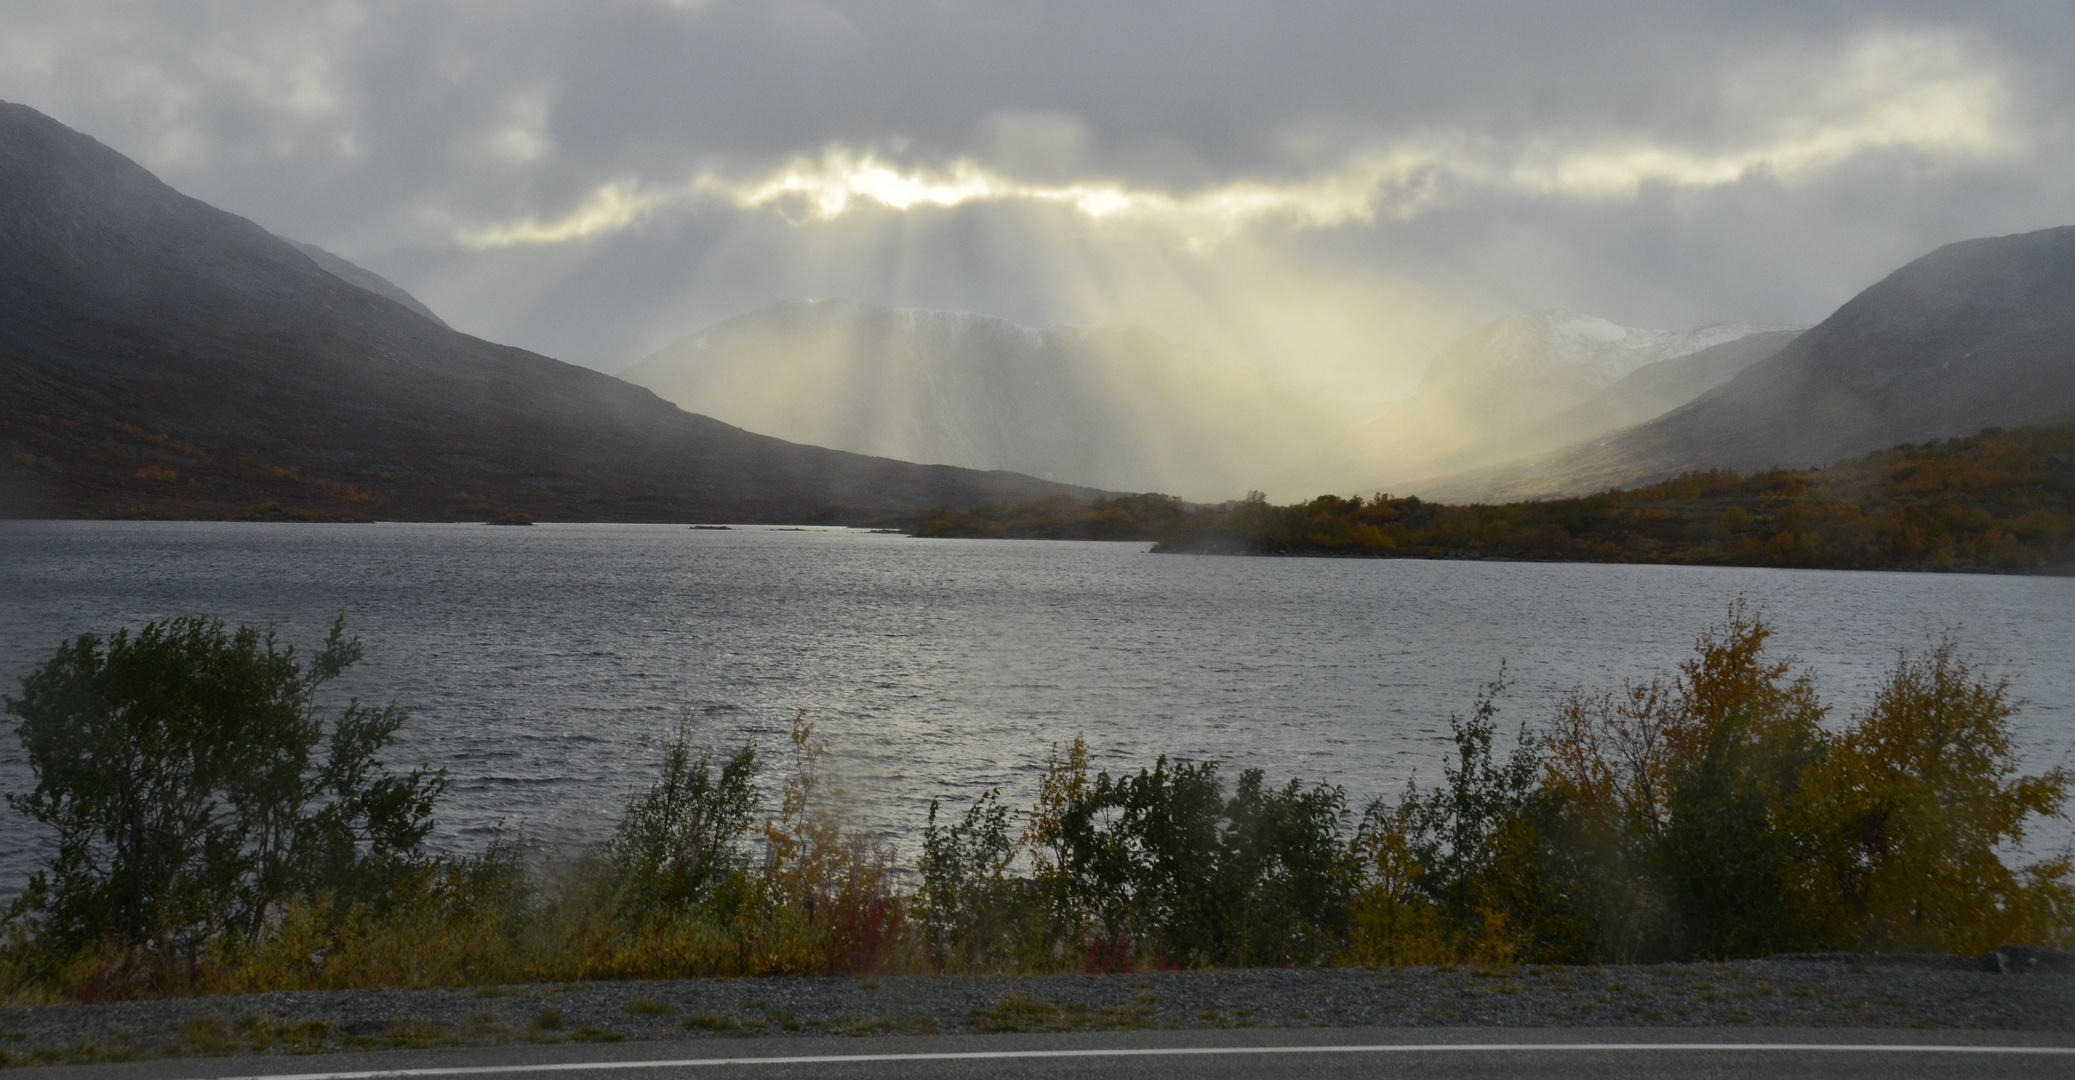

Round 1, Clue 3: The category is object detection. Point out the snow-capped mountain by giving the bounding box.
[1424,310,1777,395]
[1352,310,1793,483]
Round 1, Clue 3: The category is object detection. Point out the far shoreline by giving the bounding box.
[6,516,2072,578]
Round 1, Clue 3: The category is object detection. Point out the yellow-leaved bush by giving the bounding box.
[4,606,2069,1002]
[1793,644,2072,954]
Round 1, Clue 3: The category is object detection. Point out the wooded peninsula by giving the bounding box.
[900,425,2075,574]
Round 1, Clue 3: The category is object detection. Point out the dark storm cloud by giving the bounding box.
[3,1,2071,381]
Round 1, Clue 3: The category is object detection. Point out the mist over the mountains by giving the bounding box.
[4,5,2074,509]
[0,100,1093,523]
[4,3,2071,397]
[1415,225,2075,502]
[1339,313,1796,489]
[624,300,1800,501]
[623,301,1361,502]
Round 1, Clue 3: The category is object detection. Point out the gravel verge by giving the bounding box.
[2,950,2069,1068]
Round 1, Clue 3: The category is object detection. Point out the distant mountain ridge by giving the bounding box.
[1377,329,1797,491]
[283,239,448,328]
[1304,310,1793,491]
[623,300,1351,501]
[1505,330,1801,461]
[0,100,1097,521]
[16,93,2029,520]
[1416,226,2075,501]
[1417,309,1773,395]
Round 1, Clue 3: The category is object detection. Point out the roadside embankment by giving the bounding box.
[2,951,2070,1068]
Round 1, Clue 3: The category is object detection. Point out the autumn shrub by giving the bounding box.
[1342,799,1452,966]
[1530,604,1834,960]
[491,709,905,982]
[756,711,908,974]
[1286,604,2066,967]
[1793,643,2073,953]
[8,606,2070,1001]
[208,839,531,993]
[1516,604,2072,963]
[0,619,908,998]
[1389,678,1543,959]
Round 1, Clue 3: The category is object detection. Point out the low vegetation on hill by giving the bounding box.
[3,607,2068,1000]
[907,426,2075,573]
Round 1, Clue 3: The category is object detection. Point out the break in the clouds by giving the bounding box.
[2,2,2071,390]
[457,29,2021,252]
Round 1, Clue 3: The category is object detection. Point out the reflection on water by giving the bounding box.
[3,521,2071,890]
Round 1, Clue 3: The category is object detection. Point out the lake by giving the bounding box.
[3,521,2071,889]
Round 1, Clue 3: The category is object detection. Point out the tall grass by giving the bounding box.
[4,608,2069,1001]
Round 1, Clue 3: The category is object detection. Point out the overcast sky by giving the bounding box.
[5,1,2071,394]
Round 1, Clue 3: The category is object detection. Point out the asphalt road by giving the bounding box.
[13,1030,2075,1080]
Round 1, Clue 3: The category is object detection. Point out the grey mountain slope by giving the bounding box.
[1295,312,1783,494]
[1499,330,1799,463]
[1386,311,1773,432]
[284,238,448,328]
[1411,226,2075,502]
[1366,330,1798,489]
[623,300,1351,501]
[0,99,1096,521]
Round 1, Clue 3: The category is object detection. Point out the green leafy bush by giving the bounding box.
[1394,677,1540,924]
[603,717,759,922]
[958,743,1352,969]
[919,789,1028,970]
[4,614,444,988]
[6,605,2068,1000]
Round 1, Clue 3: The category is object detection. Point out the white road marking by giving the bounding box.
[192,1041,2075,1080]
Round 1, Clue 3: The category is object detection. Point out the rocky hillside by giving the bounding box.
[1417,226,2075,501]
[0,101,1095,522]
[283,239,449,329]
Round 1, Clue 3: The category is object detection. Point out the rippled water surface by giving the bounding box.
[4,521,2072,887]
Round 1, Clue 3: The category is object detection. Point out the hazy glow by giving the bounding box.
[459,30,2017,252]
[410,25,2040,497]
